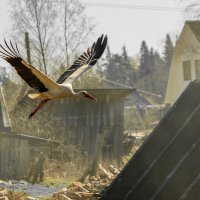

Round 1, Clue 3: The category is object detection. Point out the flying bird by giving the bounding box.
[0,34,107,119]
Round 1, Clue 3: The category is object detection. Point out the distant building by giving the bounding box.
[165,20,200,104]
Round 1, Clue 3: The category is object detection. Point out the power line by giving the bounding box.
[81,2,186,12]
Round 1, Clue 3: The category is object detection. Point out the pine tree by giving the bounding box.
[121,45,131,84]
[163,34,174,68]
[106,45,112,60]
[122,45,129,64]
[139,40,150,75]
[104,45,113,80]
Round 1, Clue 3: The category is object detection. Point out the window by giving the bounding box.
[183,61,191,81]
[195,60,200,79]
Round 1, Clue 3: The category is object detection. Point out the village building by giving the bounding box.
[165,20,200,104]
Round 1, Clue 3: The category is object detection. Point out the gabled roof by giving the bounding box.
[186,20,200,43]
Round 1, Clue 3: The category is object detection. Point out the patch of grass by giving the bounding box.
[38,195,53,200]
[41,176,73,188]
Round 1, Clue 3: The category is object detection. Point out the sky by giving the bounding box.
[0,0,194,59]
[79,0,191,56]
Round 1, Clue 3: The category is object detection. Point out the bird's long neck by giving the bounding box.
[75,90,84,95]
[72,91,84,98]
[61,83,76,96]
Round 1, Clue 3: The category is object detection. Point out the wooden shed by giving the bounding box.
[0,132,59,180]
[100,80,200,200]
[0,86,60,180]
[11,88,135,160]
[61,88,135,159]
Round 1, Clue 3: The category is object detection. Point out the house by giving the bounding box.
[101,80,200,200]
[165,20,200,104]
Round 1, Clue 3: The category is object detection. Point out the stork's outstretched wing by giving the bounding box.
[0,40,59,92]
[57,34,108,84]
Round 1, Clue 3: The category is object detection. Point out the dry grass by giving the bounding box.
[8,191,26,200]
[41,145,91,189]
[43,158,89,183]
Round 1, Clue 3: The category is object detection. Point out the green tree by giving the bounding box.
[104,45,137,86]
[139,40,150,76]
[163,34,174,69]
[104,45,119,82]
[121,45,135,85]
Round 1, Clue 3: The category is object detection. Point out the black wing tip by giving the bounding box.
[97,34,108,50]
[56,34,108,84]
[0,39,21,60]
[89,34,108,66]
[97,34,108,46]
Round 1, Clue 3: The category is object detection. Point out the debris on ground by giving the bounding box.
[0,164,120,200]
[50,164,120,200]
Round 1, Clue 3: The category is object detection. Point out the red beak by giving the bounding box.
[84,93,97,101]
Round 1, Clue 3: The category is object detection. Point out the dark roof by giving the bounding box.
[100,80,200,200]
[186,20,200,42]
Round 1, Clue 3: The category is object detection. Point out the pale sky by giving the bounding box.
[0,0,194,59]
[79,0,191,56]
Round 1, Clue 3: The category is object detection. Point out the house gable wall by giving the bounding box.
[165,23,200,103]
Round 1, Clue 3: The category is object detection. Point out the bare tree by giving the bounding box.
[11,0,58,75]
[11,0,95,78]
[60,0,95,68]
[182,0,200,18]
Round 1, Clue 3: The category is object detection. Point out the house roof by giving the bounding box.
[186,20,200,43]
[101,80,200,200]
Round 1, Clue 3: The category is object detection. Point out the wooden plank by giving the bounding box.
[1,138,9,179]
[12,138,19,179]
[125,106,200,200]
[0,137,2,177]
[152,137,200,200]
[19,139,30,179]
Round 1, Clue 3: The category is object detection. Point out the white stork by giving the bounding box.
[0,34,107,119]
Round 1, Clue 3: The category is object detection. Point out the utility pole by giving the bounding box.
[25,32,31,64]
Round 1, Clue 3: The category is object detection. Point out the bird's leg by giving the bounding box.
[28,99,50,119]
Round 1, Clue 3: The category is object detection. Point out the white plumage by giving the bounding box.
[0,35,107,118]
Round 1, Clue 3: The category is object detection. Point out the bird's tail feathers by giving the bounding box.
[28,93,42,99]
